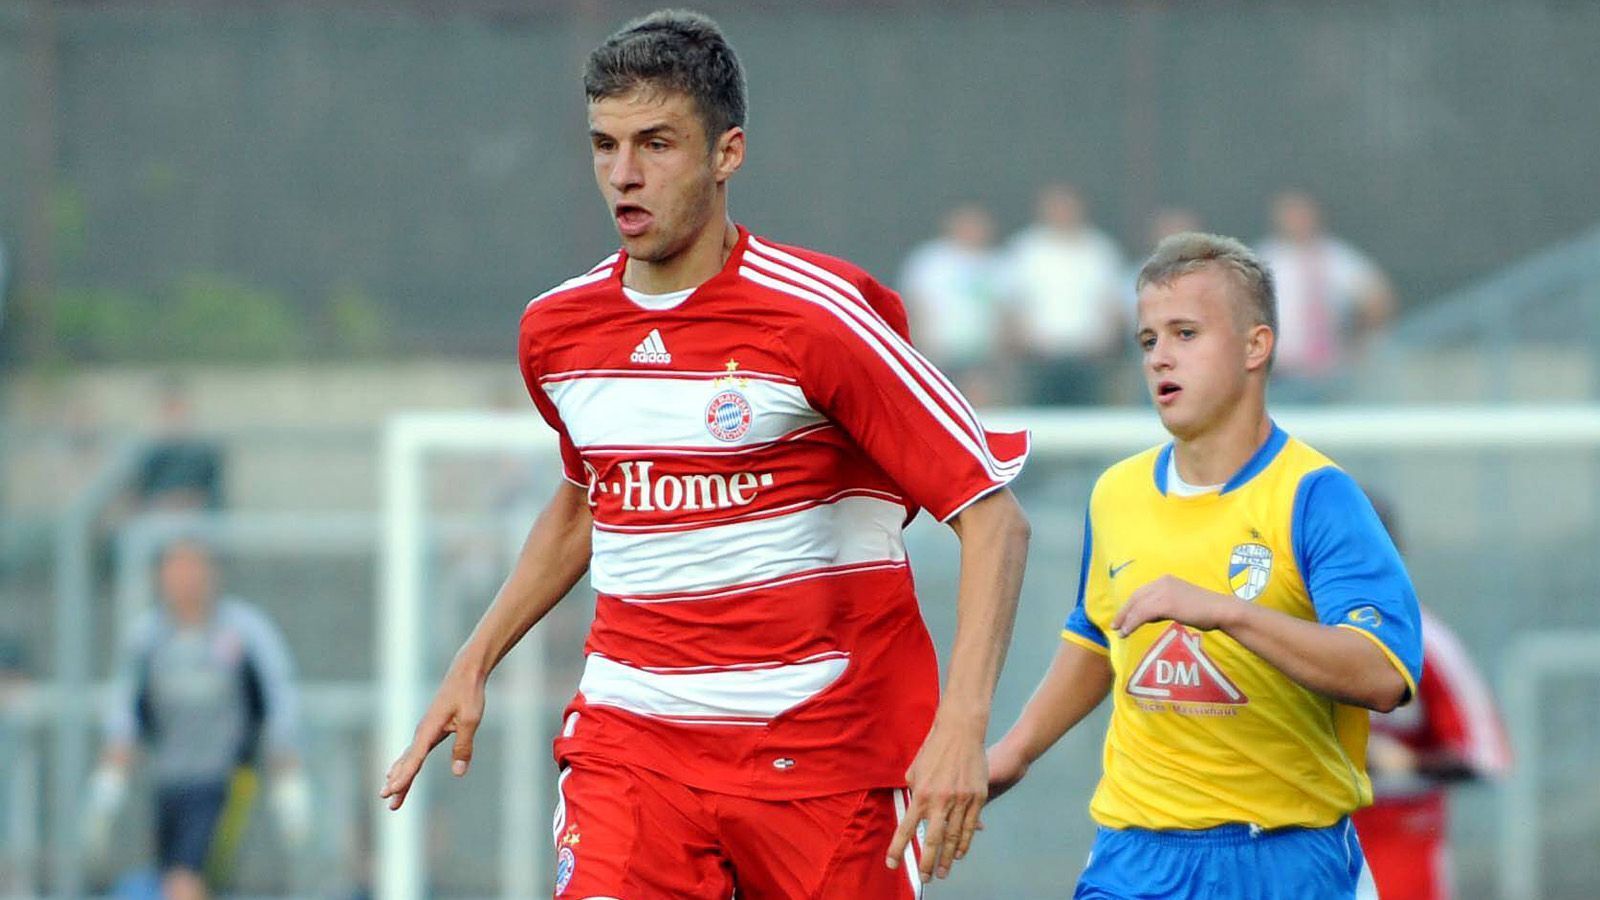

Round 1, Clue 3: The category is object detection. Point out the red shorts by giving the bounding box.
[550,758,925,899]
[1353,795,1452,900]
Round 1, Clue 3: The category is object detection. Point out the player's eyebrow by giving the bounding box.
[590,123,679,140]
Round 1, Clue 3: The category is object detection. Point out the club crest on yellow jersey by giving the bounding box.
[1228,542,1272,601]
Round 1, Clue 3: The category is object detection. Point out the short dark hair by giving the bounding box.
[584,9,747,143]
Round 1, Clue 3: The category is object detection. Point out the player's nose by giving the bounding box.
[608,145,644,191]
[1146,338,1174,371]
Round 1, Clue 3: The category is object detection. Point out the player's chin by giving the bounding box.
[1154,402,1200,438]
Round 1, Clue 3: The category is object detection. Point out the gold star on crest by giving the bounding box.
[714,358,749,388]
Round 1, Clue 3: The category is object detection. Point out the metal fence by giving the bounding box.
[3,0,1600,357]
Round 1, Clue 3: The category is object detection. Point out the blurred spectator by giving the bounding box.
[1126,207,1205,308]
[1002,184,1126,405]
[899,204,1006,405]
[0,637,40,896]
[135,381,224,512]
[1258,191,1396,401]
[89,538,309,900]
[1355,495,1512,900]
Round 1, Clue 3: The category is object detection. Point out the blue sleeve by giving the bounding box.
[1292,468,1423,690]
[1062,506,1108,650]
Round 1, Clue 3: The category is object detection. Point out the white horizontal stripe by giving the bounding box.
[583,422,838,458]
[525,266,612,311]
[578,652,850,722]
[545,373,825,449]
[590,495,908,598]
[586,252,621,274]
[746,238,1022,480]
[541,368,800,386]
[614,560,909,605]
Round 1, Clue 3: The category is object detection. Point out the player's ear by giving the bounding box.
[712,126,745,184]
[1244,323,1274,373]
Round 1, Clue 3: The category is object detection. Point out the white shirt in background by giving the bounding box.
[1003,225,1126,358]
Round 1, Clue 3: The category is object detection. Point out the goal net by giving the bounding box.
[378,405,1600,900]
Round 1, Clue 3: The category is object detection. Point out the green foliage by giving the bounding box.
[163,273,305,361]
[48,273,309,363]
[50,286,149,360]
[325,282,390,358]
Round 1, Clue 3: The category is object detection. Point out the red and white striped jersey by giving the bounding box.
[519,226,1029,798]
[1368,607,1512,801]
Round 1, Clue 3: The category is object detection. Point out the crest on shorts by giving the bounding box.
[706,390,754,442]
[1228,542,1272,601]
[555,846,576,894]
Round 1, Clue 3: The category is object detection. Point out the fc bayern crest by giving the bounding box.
[554,847,576,894]
[705,390,754,442]
[1228,542,1273,601]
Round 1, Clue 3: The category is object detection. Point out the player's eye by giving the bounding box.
[646,139,670,151]
[593,139,616,152]
[1139,336,1156,351]
[1178,328,1197,339]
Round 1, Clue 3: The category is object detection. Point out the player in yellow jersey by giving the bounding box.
[987,233,1421,899]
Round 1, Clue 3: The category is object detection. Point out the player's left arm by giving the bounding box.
[781,270,1031,883]
[1114,468,1422,712]
[887,487,1030,881]
[1113,577,1407,710]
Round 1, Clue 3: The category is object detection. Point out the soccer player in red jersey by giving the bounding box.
[380,10,1032,898]
[1354,500,1511,900]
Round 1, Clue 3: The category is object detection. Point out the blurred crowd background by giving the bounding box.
[2,1,1599,898]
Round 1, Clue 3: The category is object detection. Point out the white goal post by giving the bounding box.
[377,404,1600,900]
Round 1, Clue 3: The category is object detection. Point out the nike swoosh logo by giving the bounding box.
[1109,560,1135,578]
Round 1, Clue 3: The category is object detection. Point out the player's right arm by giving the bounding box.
[380,481,591,810]
[986,640,1113,801]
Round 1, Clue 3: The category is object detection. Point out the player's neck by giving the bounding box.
[624,215,739,294]
[1171,399,1272,487]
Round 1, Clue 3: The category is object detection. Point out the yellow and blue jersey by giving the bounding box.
[1063,424,1423,831]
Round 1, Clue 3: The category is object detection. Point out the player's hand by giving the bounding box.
[984,738,1031,803]
[887,718,988,883]
[379,667,486,811]
[1366,732,1417,777]
[1112,575,1239,638]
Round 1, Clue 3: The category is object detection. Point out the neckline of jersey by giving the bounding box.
[611,223,751,311]
[1153,422,1288,498]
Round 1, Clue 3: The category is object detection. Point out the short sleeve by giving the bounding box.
[518,316,587,488]
[1292,468,1423,699]
[1062,506,1109,655]
[787,276,1029,521]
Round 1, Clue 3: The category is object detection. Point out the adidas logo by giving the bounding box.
[630,328,672,364]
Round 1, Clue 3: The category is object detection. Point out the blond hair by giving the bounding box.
[1136,232,1278,339]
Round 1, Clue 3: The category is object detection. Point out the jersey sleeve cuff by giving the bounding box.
[562,472,587,489]
[1061,629,1110,657]
[1336,623,1418,705]
[932,430,1030,523]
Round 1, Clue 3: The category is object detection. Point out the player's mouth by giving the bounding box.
[615,203,654,238]
[1155,380,1182,406]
